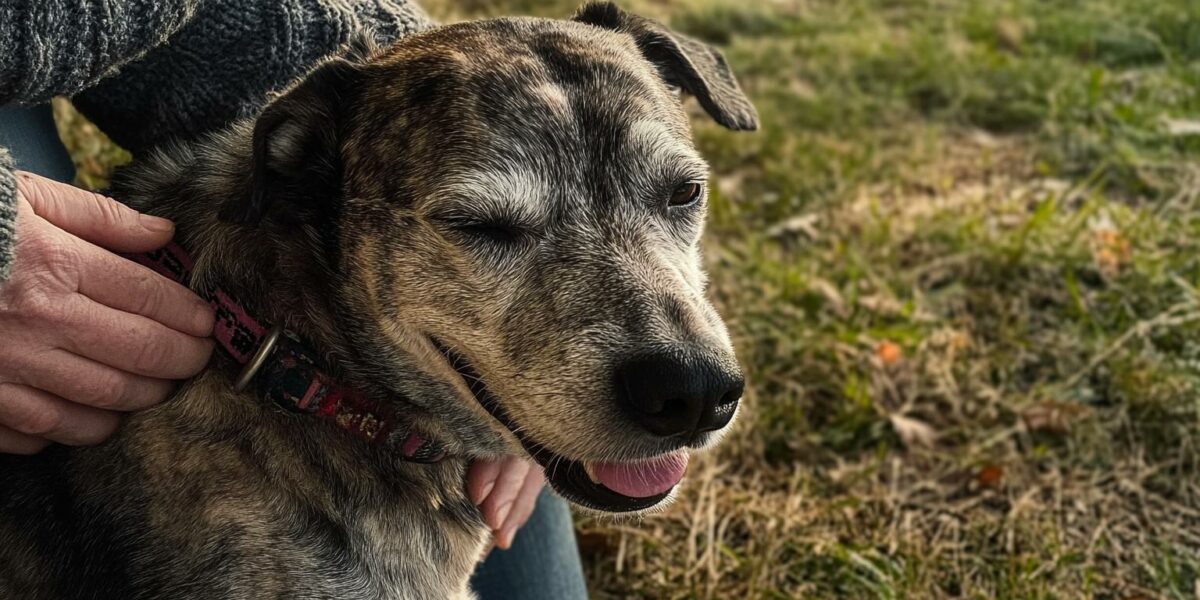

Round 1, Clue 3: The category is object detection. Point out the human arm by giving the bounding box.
[0,0,200,106]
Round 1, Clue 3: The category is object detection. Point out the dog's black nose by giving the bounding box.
[616,352,744,439]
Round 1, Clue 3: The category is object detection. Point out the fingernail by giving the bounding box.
[140,214,174,233]
[493,501,513,529]
[498,527,515,550]
[473,480,495,506]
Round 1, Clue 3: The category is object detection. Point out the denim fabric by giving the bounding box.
[472,488,589,600]
[0,105,74,183]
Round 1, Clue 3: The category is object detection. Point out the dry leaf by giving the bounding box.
[1093,230,1131,276]
[875,340,903,366]
[977,464,1004,489]
[890,414,937,448]
[1090,215,1131,277]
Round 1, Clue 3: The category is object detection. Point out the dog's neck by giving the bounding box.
[117,123,482,458]
[141,127,346,367]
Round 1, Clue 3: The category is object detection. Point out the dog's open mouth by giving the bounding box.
[431,339,685,513]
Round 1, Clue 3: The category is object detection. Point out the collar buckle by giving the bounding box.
[233,326,283,392]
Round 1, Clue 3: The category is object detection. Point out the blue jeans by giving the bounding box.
[0,104,588,600]
[468,487,589,599]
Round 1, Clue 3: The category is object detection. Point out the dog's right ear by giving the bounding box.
[219,56,365,225]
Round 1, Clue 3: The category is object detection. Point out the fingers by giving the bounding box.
[50,295,213,380]
[0,383,120,446]
[8,349,176,412]
[0,173,194,456]
[479,458,532,531]
[76,240,214,337]
[468,459,505,505]
[468,457,548,550]
[495,466,545,550]
[15,170,175,253]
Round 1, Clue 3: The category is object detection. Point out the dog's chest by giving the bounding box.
[115,384,491,600]
[333,501,490,600]
[166,479,491,599]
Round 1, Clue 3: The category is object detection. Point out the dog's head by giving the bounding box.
[221,2,756,513]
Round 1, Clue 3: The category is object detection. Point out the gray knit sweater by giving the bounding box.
[0,0,433,281]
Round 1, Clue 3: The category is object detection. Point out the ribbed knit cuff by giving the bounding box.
[0,147,17,283]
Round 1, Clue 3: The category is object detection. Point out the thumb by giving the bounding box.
[15,171,175,252]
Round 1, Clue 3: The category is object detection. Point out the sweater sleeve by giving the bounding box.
[0,0,200,283]
[0,0,200,105]
[0,148,15,282]
[73,0,432,155]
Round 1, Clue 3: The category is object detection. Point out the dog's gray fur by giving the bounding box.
[0,4,756,598]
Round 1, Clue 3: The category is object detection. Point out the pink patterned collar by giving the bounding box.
[128,243,446,463]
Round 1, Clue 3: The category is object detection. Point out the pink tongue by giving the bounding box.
[588,453,689,498]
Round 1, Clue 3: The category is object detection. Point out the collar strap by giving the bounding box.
[127,243,446,463]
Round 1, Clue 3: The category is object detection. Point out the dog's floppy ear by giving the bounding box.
[219,55,366,225]
[573,1,758,131]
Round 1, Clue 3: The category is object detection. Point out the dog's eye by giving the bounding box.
[455,221,524,245]
[669,182,704,208]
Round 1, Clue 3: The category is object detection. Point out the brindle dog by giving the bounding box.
[0,3,757,598]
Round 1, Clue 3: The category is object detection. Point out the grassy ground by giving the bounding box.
[58,0,1200,597]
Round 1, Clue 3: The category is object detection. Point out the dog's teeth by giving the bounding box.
[582,462,600,484]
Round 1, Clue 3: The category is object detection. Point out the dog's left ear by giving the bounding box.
[219,54,368,225]
[573,1,758,131]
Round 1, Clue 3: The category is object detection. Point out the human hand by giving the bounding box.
[467,456,546,550]
[0,171,214,454]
